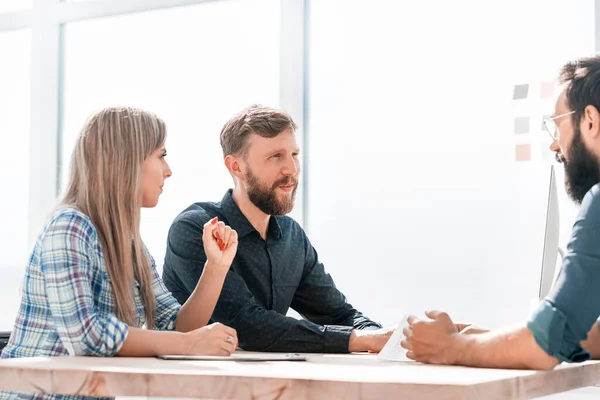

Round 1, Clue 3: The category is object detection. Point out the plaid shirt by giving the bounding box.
[0,208,181,400]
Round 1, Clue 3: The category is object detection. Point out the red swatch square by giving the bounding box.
[515,143,531,162]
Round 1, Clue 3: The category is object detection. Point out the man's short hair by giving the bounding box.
[220,104,297,158]
[559,54,600,124]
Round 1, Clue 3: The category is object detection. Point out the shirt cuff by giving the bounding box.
[103,313,129,356]
[360,323,383,331]
[158,304,181,331]
[526,300,590,363]
[323,325,353,353]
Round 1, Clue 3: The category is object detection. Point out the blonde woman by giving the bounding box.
[1,107,238,399]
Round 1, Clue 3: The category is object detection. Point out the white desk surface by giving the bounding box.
[0,352,599,399]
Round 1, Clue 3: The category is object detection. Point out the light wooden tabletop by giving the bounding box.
[0,353,599,399]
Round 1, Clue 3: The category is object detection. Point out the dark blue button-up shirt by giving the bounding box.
[162,190,381,353]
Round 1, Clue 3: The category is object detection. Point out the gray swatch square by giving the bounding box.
[513,84,529,100]
[514,116,529,134]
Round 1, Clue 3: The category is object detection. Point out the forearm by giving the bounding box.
[293,288,381,331]
[175,262,226,332]
[352,311,382,330]
[225,302,352,353]
[318,307,381,330]
[116,327,188,357]
[455,325,558,370]
[349,329,375,352]
[242,323,352,353]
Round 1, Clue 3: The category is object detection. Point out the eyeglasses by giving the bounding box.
[543,111,576,140]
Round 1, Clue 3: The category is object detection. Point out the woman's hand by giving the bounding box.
[202,217,238,275]
[184,322,238,356]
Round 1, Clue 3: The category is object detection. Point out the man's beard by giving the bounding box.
[244,168,298,215]
[556,126,600,204]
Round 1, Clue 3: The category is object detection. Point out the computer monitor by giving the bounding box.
[539,164,561,299]
[0,331,9,351]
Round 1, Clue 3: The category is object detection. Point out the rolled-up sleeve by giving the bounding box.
[527,184,600,363]
[41,212,129,356]
[527,301,589,362]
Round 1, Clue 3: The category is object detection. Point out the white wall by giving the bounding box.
[0,29,31,331]
[306,0,594,328]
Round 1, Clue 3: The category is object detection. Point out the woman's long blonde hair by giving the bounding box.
[60,106,166,328]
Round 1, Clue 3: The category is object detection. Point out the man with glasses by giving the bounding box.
[544,111,575,162]
[401,54,600,369]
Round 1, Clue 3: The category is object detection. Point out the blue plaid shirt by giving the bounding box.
[0,208,181,400]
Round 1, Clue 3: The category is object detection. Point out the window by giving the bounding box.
[0,1,32,13]
[61,0,281,270]
[0,29,31,330]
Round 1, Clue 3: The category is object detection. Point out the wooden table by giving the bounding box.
[0,353,600,399]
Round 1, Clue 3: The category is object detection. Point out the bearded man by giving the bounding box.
[401,55,600,369]
[163,105,394,353]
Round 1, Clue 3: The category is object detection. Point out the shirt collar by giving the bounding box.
[220,189,282,240]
